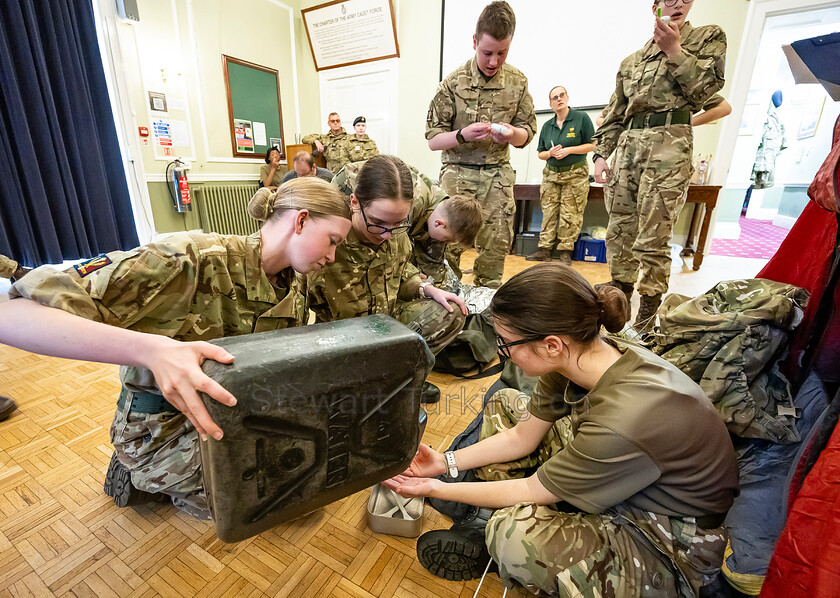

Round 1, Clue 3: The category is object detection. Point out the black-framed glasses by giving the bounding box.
[358,201,411,235]
[496,334,546,359]
[662,0,692,6]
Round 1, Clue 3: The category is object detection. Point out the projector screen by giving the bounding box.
[441,0,657,112]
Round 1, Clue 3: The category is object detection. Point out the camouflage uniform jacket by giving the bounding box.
[594,22,727,158]
[425,57,537,165]
[333,161,450,284]
[10,231,308,393]
[307,226,422,322]
[752,105,787,187]
[346,135,379,163]
[646,279,810,444]
[302,128,351,173]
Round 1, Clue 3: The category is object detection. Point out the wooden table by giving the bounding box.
[513,184,721,270]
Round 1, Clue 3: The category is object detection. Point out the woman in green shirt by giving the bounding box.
[385,263,738,596]
[527,86,595,265]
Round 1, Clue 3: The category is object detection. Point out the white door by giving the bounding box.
[319,59,398,155]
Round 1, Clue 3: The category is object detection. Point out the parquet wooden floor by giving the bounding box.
[0,253,610,598]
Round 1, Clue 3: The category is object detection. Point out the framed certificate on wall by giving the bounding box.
[302,0,399,71]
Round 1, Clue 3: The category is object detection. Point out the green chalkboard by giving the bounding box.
[223,55,285,159]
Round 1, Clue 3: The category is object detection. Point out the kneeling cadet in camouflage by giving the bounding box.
[330,160,482,290]
[249,157,468,394]
[385,263,738,597]
[0,178,352,518]
[299,156,467,365]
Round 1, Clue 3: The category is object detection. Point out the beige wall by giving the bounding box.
[119,0,314,231]
[690,0,751,166]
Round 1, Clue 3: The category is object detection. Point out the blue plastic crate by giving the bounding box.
[573,234,607,263]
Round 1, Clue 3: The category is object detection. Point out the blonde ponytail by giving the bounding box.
[248,177,351,223]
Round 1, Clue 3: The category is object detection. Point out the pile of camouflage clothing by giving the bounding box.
[643,279,810,444]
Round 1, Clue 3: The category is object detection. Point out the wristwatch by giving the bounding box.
[444,451,459,479]
[418,281,432,298]
[455,129,467,145]
[592,153,604,164]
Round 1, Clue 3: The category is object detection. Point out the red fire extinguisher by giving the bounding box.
[166,158,192,212]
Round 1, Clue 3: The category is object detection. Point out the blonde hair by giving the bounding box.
[442,195,483,245]
[247,177,351,223]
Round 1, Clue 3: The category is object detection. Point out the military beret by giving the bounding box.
[353,116,366,126]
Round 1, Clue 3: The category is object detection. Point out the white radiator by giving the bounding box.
[195,184,260,236]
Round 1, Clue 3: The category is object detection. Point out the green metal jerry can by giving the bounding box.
[199,315,434,542]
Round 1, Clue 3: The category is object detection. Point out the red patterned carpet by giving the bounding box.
[709,216,790,259]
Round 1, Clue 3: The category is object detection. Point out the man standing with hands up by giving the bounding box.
[593,0,726,325]
[426,1,536,288]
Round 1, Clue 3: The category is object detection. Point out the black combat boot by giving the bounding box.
[421,381,441,404]
[416,507,495,581]
[0,395,17,421]
[525,247,550,262]
[555,249,573,266]
[635,293,663,329]
[103,452,163,508]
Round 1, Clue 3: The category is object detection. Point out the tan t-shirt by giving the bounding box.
[260,164,283,188]
[530,337,738,517]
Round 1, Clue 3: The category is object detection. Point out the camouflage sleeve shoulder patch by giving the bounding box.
[74,255,112,277]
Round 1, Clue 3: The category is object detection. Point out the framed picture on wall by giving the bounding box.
[302,0,399,71]
[739,103,760,136]
[797,97,825,140]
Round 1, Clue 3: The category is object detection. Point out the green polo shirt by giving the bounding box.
[537,108,595,169]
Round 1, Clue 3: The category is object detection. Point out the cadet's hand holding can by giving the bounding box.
[653,14,681,58]
[143,336,237,441]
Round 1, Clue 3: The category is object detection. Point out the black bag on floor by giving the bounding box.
[433,311,501,378]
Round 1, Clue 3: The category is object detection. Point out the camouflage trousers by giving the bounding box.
[395,297,466,355]
[110,388,210,518]
[440,162,515,288]
[479,389,727,597]
[0,254,19,279]
[538,163,590,252]
[604,125,693,296]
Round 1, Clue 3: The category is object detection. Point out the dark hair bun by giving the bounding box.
[596,285,630,333]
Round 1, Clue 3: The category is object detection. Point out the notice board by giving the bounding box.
[223,55,285,158]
